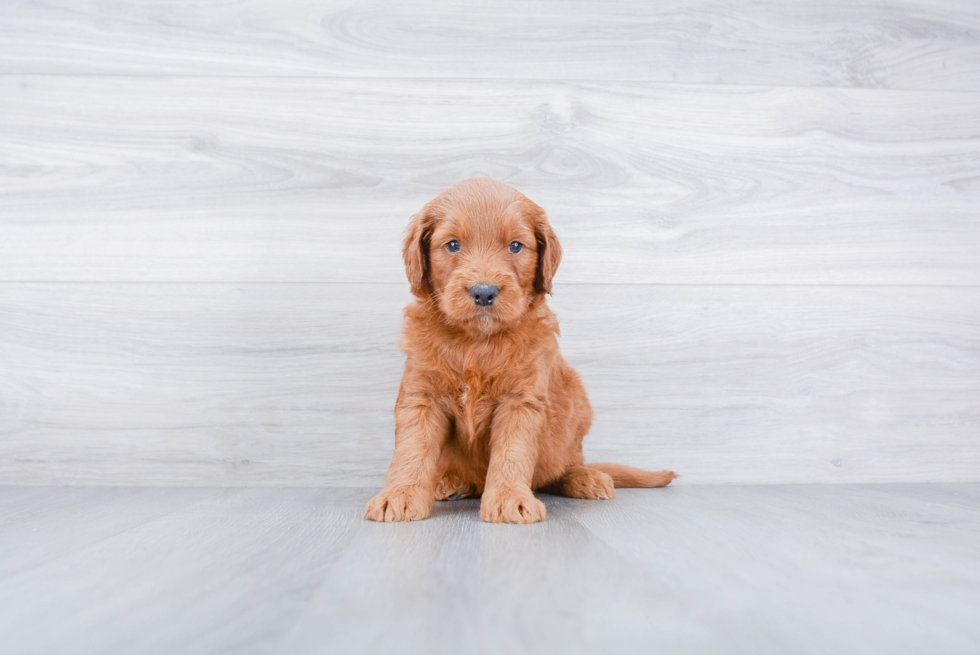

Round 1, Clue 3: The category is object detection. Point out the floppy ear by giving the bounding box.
[403,210,433,297]
[528,200,562,295]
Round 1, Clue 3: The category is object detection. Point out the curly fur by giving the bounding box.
[364,178,675,524]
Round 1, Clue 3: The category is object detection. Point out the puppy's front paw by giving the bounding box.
[480,490,546,524]
[364,486,432,522]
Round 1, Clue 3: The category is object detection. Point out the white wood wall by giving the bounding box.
[1,1,978,486]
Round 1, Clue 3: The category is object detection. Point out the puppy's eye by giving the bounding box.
[446,240,461,253]
[508,241,524,254]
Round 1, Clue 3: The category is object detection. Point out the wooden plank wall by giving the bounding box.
[1,1,978,485]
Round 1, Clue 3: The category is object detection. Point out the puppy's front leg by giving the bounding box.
[480,395,547,524]
[364,393,449,522]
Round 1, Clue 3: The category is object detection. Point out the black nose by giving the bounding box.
[469,283,499,307]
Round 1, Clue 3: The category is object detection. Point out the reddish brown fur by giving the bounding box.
[364,178,675,524]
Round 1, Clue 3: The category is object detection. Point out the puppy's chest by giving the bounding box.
[450,372,500,444]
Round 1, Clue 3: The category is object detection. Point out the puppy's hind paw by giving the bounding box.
[558,467,615,500]
[434,476,478,501]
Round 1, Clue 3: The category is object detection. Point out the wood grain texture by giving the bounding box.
[2,2,979,489]
[2,77,979,285]
[573,485,980,654]
[1,283,977,486]
[1,485,978,654]
[0,487,220,577]
[0,487,364,655]
[1,1,979,90]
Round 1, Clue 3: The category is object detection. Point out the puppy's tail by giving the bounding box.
[587,463,676,488]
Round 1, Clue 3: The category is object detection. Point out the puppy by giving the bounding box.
[364,178,675,524]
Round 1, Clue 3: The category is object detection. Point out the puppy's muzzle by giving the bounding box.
[469,283,499,307]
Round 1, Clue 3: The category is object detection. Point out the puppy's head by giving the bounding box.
[403,177,561,334]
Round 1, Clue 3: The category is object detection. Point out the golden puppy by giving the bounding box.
[364,178,675,524]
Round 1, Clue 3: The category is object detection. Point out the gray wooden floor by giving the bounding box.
[1,484,978,655]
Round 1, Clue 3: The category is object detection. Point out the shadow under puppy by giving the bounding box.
[365,178,675,524]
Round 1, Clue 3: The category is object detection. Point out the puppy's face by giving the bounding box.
[403,178,561,335]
